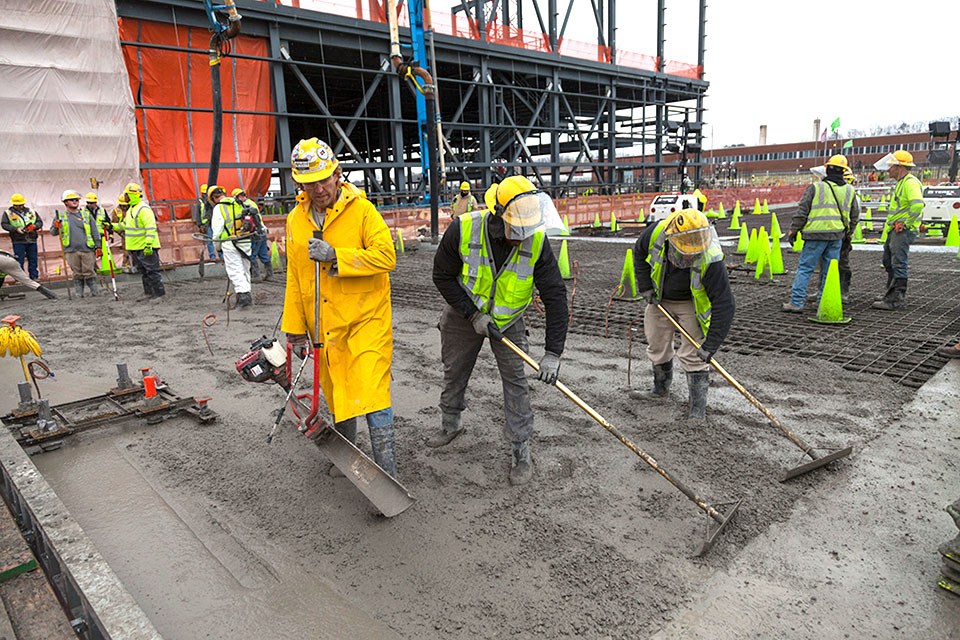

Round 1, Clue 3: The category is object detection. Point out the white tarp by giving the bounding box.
[0,0,139,214]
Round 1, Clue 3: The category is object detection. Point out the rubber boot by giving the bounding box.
[686,370,709,420]
[86,278,100,296]
[629,361,672,399]
[74,279,84,298]
[36,285,57,300]
[237,292,252,308]
[369,421,398,479]
[508,440,533,486]
[872,277,906,310]
[426,412,464,448]
[250,260,260,279]
[263,261,274,281]
[327,418,358,478]
[875,274,893,302]
[839,270,851,304]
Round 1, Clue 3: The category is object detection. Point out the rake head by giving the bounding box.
[780,445,854,482]
[696,498,743,557]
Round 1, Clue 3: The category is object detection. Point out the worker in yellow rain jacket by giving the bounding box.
[109,183,164,299]
[281,138,399,478]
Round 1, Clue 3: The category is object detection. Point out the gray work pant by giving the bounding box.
[438,305,534,443]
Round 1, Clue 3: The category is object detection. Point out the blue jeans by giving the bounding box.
[882,228,917,280]
[251,236,270,263]
[334,407,397,477]
[203,225,221,261]
[13,243,38,279]
[790,239,841,307]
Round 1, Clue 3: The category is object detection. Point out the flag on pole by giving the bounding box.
[820,128,827,143]
[830,117,841,132]
[842,140,853,149]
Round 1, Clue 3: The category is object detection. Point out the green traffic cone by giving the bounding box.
[271,241,281,269]
[733,200,741,218]
[754,228,770,280]
[593,213,601,227]
[927,225,943,238]
[706,208,718,219]
[718,202,726,219]
[752,198,761,215]
[761,198,769,215]
[638,208,645,222]
[730,208,741,230]
[809,259,851,324]
[559,239,572,279]
[745,228,759,263]
[735,224,749,254]
[946,214,960,247]
[769,227,785,275]
[879,224,889,244]
[610,212,618,232]
[619,249,640,299]
[851,222,865,244]
[792,231,804,252]
[397,230,405,254]
[770,212,783,239]
[864,208,874,232]
[561,215,571,236]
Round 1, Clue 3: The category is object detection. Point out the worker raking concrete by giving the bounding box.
[51,189,102,298]
[107,183,164,299]
[209,185,254,308]
[631,208,735,420]
[872,149,924,310]
[0,249,57,299]
[429,175,568,486]
[281,138,400,478]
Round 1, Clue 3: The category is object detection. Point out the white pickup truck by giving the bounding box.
[922,185,960,227]
[646,193,699,224]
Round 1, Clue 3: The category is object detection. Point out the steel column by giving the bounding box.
[268,24,292,195]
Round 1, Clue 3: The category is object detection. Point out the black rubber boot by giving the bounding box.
[85,278,100,296]
[74,279,84,298]
[839,270,851,304]
[686,371,709,420]
[508,440,533,486]
[250,260,260,279]
[426,412,464,448]
[263,261,274,281]
[629,361,672,399]
[237,292,252,308]
[369,421,398,479]
[36,285,57,300]
[327,418,358,478]
[872,277,906,310]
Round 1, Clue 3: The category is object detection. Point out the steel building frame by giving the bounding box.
[116,0,708,203]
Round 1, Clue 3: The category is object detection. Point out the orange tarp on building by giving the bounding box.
[119,19,275,219]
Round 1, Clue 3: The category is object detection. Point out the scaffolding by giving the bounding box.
[116,0,709,206]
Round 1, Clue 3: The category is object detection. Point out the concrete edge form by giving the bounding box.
[0,428,163,640]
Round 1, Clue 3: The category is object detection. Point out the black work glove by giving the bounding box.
[697,346,715,363]
[787,231,798,245]
[639,288,657,306]
[470,311,494,337]
[287,333,308,359]
[537,351,561,385]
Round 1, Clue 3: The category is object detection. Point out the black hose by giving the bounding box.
[208,39,223,189]
[425,95,439,243]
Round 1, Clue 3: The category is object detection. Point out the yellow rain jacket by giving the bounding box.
[281,182,396,422]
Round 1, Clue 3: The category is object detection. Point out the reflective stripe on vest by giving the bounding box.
[216,198,245,239]
[457,210,544,329]
[646,220,715,336]
[59,210,96,249]
[804,182,852,234]
[886,174,924,230]
[5,209,36,229]
[123,203,157,250]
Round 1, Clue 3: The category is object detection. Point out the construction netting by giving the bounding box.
[0,0,140,214]
[271,0,702,79]
[119,19,276,219]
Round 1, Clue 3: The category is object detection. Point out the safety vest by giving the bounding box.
[457,209,544,330]
[120,203,159,250]
[885,174,924,231]
[58,210,96,249]
[803,181,854,234]
[5,208,36,229]
[215,197,246,239]
[452,194,476,215]
[646,221,721,336]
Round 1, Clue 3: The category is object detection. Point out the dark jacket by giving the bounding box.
[433,214,569,355]
[2,208,43,244]
[790,173,860,241]
[191,198,212,229]
[634,223,735,354]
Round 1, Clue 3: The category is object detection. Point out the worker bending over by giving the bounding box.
[108,183,164,299]
[51,189,102,298]
[873,150,924,310]
[430,175,568,486]
[632,208,735,420]
[282,138,400,478]
[209,185,253,309]
[0,250,57,299]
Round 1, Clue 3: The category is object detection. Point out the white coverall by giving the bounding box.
[212,202,252,294]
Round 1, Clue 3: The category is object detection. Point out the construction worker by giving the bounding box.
[281,138,399,478]
[51,190,102,298]
[782,155,858,313]
[210,185,252,308]
[233,188,272,280]
[451,181,478,216]
[430,175,569,486]
[632,208,734,419]
[1,194,44,280]
[84,193,115,276]
[0,250,57,299]
[836,168,860,304]
[109,183,164,299]
[114,193,133,271]
[873,150,924,310]
[192,183,220,262]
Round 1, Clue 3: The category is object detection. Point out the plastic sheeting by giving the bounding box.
[0,0,140,214]
[119,19,275,218]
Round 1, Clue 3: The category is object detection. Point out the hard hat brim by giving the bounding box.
[292,158,339,183]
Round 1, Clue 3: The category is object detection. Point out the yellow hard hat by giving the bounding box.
[484,176,555,241]
[664,208,712,255]
[291,138,339,183]
[824,154,850,171]
[843,168,854,184]
[207,185,225,202]
[85,192,98,203]
[484,175,537,212]
[61,189,81,202]
[459,181,470,191]
[117,192,130,206]
[200,183,208,194]
[9,194,26,206]
[892,149,915,167]
[124,182,143,205]
[692,188,707,205]
[231,188,245,197]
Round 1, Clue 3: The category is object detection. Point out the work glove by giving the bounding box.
[94,248,103,258]
[143,246,153,256]
[537,351,562,385]
[52,219,62,230]
[787,231,797,245]
[287,333,308,360]
[893,222,905,233]
[25,224,36,232]
[470,311,494,337]
[697,346,715,363]
[639,288,656,306]
[308,237,336,262]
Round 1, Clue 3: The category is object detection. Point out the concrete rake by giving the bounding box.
[656,304,853,481]
[490,327,740,556]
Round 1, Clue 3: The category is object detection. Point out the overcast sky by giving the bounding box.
[550,0,960,148]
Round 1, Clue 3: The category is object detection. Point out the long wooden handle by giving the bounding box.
[654,304,816,458]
